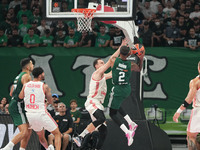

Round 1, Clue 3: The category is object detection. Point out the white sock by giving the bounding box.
[120,124,129,134]
[124,115,136,126]
[4,141,14,149]
[79,129,89,138]
[19,148,25,150]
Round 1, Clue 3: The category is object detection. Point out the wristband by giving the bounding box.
[182,100,189,108]
[176,108,183,114]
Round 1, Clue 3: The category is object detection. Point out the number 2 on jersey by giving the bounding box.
[30,94,35,103]
[119,72,125,82]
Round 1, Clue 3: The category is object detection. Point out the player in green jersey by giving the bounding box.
[1,58,34,150]
[108,43,145,146]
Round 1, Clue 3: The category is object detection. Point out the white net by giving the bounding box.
[72,9,96,32]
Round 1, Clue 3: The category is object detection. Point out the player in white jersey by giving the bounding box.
[73,40,127,148]
[173,62,200,150]
[19,67,61,150]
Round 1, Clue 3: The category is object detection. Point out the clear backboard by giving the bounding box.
[45,0,136,20]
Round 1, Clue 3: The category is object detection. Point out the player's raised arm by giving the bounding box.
[173,79,198,123]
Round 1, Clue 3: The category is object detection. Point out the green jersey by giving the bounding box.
[12,72,26,101]
[112,57,131,85]
[70,110,81,122]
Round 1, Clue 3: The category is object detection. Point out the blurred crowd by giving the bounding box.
[0,0,199,50]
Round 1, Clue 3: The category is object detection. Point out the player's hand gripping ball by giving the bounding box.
[131,44,145,58]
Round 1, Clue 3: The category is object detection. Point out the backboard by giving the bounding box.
[45,0,136,20]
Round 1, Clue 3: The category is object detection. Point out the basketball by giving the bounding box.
[131,44,145,56]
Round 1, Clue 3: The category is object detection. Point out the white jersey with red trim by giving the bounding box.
[193,88,200,107]
[87,74,107,104]
[24,81,46,113]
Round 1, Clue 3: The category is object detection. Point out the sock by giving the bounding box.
[19,148,25,150]
[4,141,14,149]
[120,124,129,134]
[124,115,136,126]
[79,129,89,138]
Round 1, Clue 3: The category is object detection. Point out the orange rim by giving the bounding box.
[72,8,96,14]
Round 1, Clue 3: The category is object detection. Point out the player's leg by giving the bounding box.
[48,134,55,148]
[95,124,107,149]
[62,134,71,150]
[73,109,106,147]
[80,109,105,137]
[187,132,198,150]
[37,129,49,149]
[118,107,138,136]
[51,128,61,150]
[2,101,31,150]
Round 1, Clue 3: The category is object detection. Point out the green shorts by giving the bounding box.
[108,85,131,109]
[8,98,28,126]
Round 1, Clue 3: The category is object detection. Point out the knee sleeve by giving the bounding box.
[92,109,106,128]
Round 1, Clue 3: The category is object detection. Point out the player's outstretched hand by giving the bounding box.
[173,112,180,123]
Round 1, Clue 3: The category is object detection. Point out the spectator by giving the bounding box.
[0,12,12,31]
[52,20,68,37]
[194,23,200,39]
[5,19,18,39]
[178,26,187,47]
[0,97,8,114]
[16,2,33,24]
[53,29,65,47]
[18,14,32,37]
[0,28,8,47]
[70,99,81,126]
[184,28,200,51]
[189,3,200,20]
[23,27,40,48]
[139,21,153,47]
[152,18,165,46]
[173,0,185,10]
[30,7,41,26]
[31,20,40,36]
[7,8,16,20]
[48,102,73,150]
[78,31,92,47]
[110,27,125,49]
[176,3,185,18]
[30,0,42,12]
[135,6,145,25]
[156,4,165,22]
[7,28,23,47]
[40,29,54,47]
[89,21,99,47]
[163,19,180,46]
[47,93,59,111]
[177,16,186,29]
[184,11,194,30]
[37,19,50,37]
[141,1,153,20]
[61,1,69,12]
[185,0,193,13]
[150,0,161,14]
[93,25,110,47]
[49,99,60,117]
[163,0,176,19]
[108,26,116,39]
[64,28,79,48]
[162,0,176,7]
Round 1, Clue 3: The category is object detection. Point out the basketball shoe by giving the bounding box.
[126,131,134,146]
[129,122,138,138]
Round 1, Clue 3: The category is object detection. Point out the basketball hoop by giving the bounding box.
[72,8,96,32]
